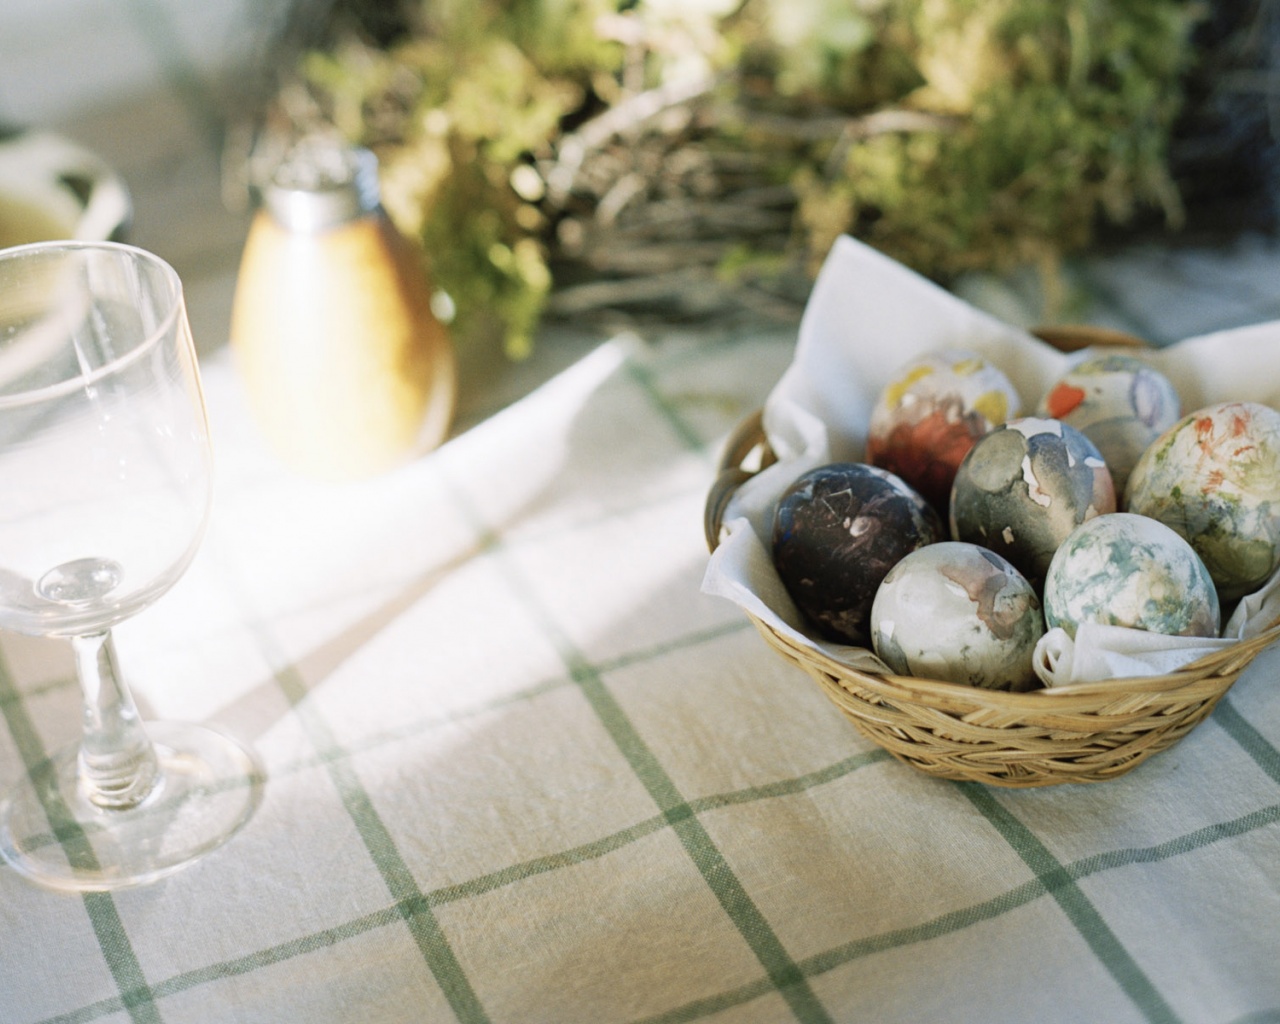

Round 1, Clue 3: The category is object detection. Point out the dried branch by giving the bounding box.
[543,71,721,203]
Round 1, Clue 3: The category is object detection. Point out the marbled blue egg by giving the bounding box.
[772,462,943,644]
[949,417,1116,590]
[871,542,1044,691]
[1042,512,1220,639]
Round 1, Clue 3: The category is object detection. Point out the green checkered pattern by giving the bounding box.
[2,329,1279,1024]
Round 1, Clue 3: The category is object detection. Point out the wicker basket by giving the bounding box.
[705,327,1280,787]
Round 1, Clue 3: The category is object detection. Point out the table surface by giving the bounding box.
[3,316,1280,1024]
[3,8,1280,1022]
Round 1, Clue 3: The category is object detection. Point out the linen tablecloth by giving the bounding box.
[1,320,1278,1024]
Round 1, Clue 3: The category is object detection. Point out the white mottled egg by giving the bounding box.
[870,541,1044,691]
[1043,512,1220,639]
[1126,401,1280,601]
[1037,351,1181,495]
[867,349,1021,512]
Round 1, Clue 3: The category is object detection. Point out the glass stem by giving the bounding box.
[72,631,160,810]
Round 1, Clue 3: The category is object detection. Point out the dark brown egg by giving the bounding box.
[771,463,943,644]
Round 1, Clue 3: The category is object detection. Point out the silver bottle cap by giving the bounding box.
[261,140,380,232]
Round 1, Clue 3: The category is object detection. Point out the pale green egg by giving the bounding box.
[1043,512,1220,639]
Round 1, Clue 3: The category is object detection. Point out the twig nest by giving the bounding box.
[871,542,1044,691]
[1125,401,1280,601]
[1043,512,1220,639]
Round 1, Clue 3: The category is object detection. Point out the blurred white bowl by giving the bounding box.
[0,128,131,247]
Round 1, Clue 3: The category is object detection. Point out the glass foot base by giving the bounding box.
[0,721,263,892]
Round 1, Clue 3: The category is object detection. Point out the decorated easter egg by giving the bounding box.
[1043,512,1220,639]
[867,350,1021,511]
[772,462,943,644]
[1037,352,1181,495]
[870,542,1044,691]
[1125,401,1280,601]
[950,417,1116,589]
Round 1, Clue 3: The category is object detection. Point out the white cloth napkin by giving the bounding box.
[703,235,1280,688]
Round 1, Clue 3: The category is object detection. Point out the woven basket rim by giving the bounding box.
[748,610,1280,708]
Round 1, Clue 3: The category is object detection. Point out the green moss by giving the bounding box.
[293,0,1201,352]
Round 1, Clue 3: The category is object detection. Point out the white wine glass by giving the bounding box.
[0,241,261,891]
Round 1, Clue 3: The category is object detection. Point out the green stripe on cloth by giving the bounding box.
[262,649,491,1024]
[959,783,1181,1024]
[28,903,413,1024]
[0,652,164,1024]
[452,482,835,1018]
[488,585,834,1020]
[321,618,756,770]
[631,976,781,1024]
[623,361,709,455]
[426,748,889,907]
[691,749,891,812]
[1225,1010,1280,1024]
[83,894,165,1024]
[1068,803,1280,875]
[27,743,891,1024]
[441,355,837,1016]
[498,355,832,1020]
[7,619,761,860]
[1214,697,1280,786]
[640,801,1280,1024]
[0,673,77,708]
[28,741,1279,1024]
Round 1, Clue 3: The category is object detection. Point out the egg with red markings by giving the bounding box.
[1125,400,1280,601]
[867,350,1020,513]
